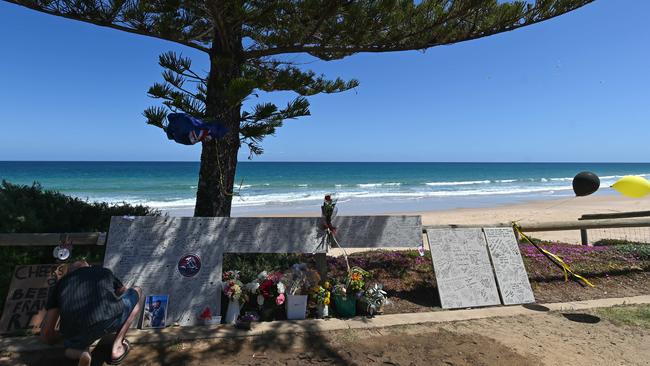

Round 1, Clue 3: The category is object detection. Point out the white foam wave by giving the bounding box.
[425,180,490,186]
[357,182,402,188]
[495,179,517,183]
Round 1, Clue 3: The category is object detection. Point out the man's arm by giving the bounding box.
[40,308,60,345]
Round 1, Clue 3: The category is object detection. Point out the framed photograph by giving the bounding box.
[142,295,169,329]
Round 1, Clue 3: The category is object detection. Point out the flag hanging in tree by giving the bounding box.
[165,113,228,145]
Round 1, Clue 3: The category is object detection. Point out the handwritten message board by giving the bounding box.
[104,215,422,326]
[483,227,535,305]
[332,216,422,248]
[427,228,500,309]
[0,264,61,334]
[104,217,226,326]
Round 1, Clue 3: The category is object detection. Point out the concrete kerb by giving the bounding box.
[3,295,650,353]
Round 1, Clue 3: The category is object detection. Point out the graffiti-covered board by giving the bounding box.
[427,228,500,309]
[484,227,535,305]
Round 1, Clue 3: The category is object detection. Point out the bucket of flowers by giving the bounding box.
[283,263,321,320]
[332,267,369,318]
[245,271,286,321]
[311,280,332,318]
[222,270,247,324]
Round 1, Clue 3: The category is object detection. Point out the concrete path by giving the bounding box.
[3,294,649,353]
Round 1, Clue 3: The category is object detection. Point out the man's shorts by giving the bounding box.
[63,288,140,350]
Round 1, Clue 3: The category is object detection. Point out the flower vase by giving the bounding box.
[286,294,308,320]
[333,294,356,318]
[225,299,241,324]
[317,304,329,318]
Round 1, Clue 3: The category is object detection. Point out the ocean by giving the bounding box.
[1,162,649,215]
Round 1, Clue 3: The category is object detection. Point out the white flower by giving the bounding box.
[257,271,268,280]
[277,281,286,294]
[246,281,260,293]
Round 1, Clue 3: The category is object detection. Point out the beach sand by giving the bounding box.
[413,194,650,243]
[167,194,650,244]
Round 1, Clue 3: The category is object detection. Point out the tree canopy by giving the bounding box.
[4,0,593,216]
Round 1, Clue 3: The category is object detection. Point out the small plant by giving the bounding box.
[362,284,388,315]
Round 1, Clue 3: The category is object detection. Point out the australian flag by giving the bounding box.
[165,113,228,145]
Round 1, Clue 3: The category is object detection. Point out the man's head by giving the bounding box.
[154,300,162,309]
[68,260,90,273]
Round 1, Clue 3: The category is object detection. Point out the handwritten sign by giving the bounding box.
[484,227,535,305]
[0,264,62,334]
[427,228,500,309]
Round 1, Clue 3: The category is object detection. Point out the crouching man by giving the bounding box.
[40,260,142,366]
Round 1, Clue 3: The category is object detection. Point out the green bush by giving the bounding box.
[616,244,650,260]
[0,181,159,311]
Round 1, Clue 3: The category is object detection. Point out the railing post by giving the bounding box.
[580,229,589,246]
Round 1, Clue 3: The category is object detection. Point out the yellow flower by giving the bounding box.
[323,281,331,289]
[323,298,330,305]
[351,272,362,281]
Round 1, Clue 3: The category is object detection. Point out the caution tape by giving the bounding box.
[513,224,594,287]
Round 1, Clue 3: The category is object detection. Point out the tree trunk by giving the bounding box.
[193,29,242,217]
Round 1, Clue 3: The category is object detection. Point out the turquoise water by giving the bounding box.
[1,162,649,214]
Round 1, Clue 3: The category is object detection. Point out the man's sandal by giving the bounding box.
[107,339,131,365]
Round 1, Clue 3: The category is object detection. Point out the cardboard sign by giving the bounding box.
[0,264,63,334]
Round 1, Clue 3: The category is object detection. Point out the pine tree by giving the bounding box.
[5,0,593,216]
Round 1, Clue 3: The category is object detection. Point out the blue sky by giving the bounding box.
[0,1,648,162]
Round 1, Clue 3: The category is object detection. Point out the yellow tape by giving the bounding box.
[513,224,594,287]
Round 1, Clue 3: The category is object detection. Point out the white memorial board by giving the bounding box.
[104,215,422,326]
[104,216,226,326]
[427,228,500,309]
[483,227,535,305]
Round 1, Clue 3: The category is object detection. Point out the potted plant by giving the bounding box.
[222,270,247,324]
[332,267,369,317]
[361,283,388,316]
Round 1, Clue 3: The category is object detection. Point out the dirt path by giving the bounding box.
[3,307,649,366]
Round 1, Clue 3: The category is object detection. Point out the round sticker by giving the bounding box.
[177,254,201,277]
[53,245,71,261]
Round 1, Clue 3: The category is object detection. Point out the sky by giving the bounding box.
[0,1,648,163]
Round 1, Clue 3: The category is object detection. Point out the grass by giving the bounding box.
[594,305,650,328]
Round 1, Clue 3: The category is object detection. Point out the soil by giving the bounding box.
[378,271,650,315]
[5,307,650,366]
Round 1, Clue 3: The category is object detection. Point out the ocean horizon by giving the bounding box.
[2,161,649,215]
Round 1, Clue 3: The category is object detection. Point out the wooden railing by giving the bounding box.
[424,216,650,245]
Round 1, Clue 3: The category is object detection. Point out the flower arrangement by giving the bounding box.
[222,270,247,303]
[246,270,286,307]
[362,283,388,315]
[311,280,332,306]
[283,263,321,296]
[321,195,337,234]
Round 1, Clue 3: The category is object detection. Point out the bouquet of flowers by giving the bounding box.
[283,263,321,296]
[222,270,247,303]
[347,267,369,295]
[362,283,388,315]
[246,271,286,307]
[311,280,332,306]
[321,195,337,234]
